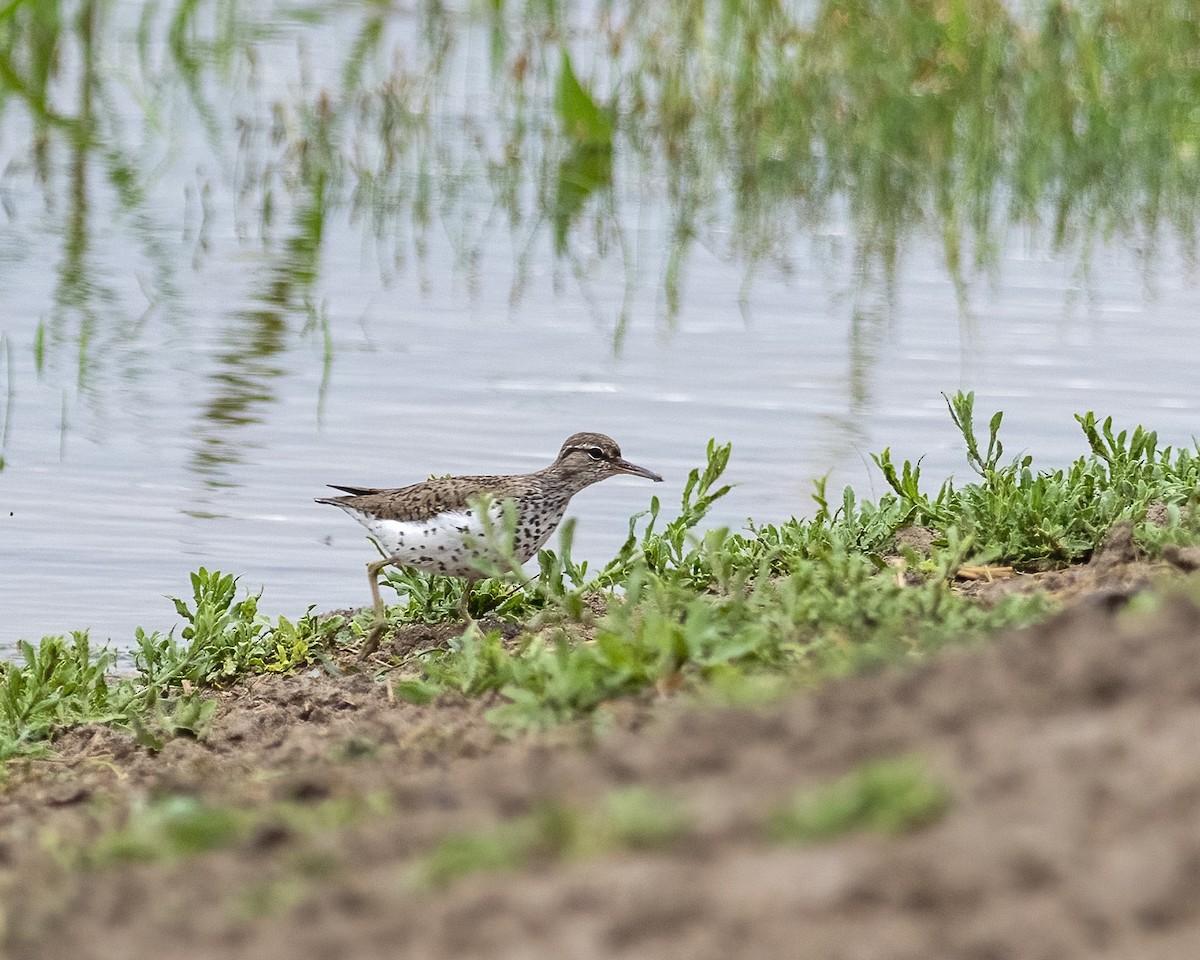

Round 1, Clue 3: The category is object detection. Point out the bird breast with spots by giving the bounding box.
[335,496,569,578]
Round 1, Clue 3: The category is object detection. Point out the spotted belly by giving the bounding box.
[334,499,568,578]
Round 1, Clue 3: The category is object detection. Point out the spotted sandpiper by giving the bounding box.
[318,432,663,656]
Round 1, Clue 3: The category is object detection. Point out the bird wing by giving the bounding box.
[316,475,525,523]
[325,484,384,496]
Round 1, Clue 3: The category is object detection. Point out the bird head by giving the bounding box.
[553,432,664,487]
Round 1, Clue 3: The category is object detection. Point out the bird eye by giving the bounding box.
[587,448,605,461]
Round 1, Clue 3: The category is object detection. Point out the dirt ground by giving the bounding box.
[4,536,1200,960]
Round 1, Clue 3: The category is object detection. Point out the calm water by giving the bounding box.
[2,1,1199,650]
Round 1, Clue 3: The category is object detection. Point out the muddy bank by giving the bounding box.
[4,566,1200,958]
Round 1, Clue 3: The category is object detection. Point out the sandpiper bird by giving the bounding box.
[318,432,663,656]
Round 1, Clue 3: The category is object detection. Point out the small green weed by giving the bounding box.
[136,569,338,690]
[409,820,533,889]
[0,570,347,765]
[78,792,389,869]
[84,795,244,866]
[766,756,950,844]
[0,633,126,761]
[409,787,688,890]
[870,392,1200,569]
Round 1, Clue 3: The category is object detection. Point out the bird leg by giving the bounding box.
[360,562,480,661]
[358,555,397,660]
[458,581,479,624]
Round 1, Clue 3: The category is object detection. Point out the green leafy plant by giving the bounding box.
[0,571,346,764]
[134,569,337,696]
[408,787,687,890]
[765,756,950,843]
[871,392,1200,568]
[84,796,244,866]
[0,633,126,760]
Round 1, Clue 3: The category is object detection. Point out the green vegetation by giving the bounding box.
[408,758,947,891]
[0,632,125,761]
[387,392,1200,731]
[3,394,1200,764]
[76,785,669,891]
[85,795,243,866]
[0,570,346,763]
[765,757,950,844]
[869,394,1200,568]
[409,787,688,890]
[69,763,939,887]
[76,792,388,868]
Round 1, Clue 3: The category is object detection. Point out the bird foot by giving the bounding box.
[358,617,389,660]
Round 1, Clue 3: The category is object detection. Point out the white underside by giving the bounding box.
[335,504,501,578]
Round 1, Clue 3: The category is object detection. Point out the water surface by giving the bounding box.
[2,0,1199,649]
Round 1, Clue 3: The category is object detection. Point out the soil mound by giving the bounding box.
[5,586,1200,958]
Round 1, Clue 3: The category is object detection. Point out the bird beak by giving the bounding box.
[613,458,664,482]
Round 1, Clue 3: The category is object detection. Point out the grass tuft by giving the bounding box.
[77,792,389,869]
[766,756,950,844]
[408,787,689,890]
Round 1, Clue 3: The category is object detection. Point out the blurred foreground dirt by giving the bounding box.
[4,558,1200,959]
